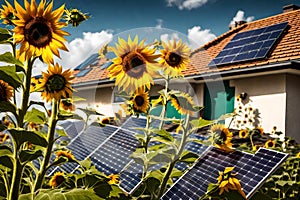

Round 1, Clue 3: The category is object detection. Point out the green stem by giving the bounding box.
[17,58,35,127]
[33,99,59,191]
[158,76,170,130]
[142,115,151,178]
[155,115,190,199]
[250,130,255,150]
[8,140,24,200]
[1,170,9,199]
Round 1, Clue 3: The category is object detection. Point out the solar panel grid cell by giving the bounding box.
[208,22,288,67]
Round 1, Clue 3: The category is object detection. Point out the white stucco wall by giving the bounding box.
[231,74,286,135]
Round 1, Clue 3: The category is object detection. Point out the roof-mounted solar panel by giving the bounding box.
[74,53,99,70]
[162,147,288,200]
[208,21,288,67]
[75,68,92,77]
[100,61,113,69]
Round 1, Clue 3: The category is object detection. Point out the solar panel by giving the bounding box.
[100,61,113,69]
[208,21,288,67]
[74,68,92,77]
[161,147,288,200]
[74,53,99,70]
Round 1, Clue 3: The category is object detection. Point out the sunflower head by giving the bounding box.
[30,76,41,92]
[0,0,17,25]
[159,39,191,77]
[239,129,248,139]
[217,167,246,199]
[296,152,300,158]
[60,98,75,111]
[55,150,75,161]
[256,126,264,135]
[99,117,110,127]
[210,124,233,147]
[63,8,89,27]
[108,174,119,185]
[38,63,74,102]
[265,140,275,148]
[170,92,196,115]
[0,80,13,102]
[49,172,65,187]
[125,86,150,116]
[107,35,159,92]
[13,0,69,64]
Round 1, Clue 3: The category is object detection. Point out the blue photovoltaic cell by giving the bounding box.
[208,22,288,67]
[75,68,92,77]
[74,53,99,70]
[100,61,113,69]
[162,147,288,200]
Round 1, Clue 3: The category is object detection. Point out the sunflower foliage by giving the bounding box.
[0,0,125,199]
[106,35,216,199]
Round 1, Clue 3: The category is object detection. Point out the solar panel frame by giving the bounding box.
[208,21,288,67]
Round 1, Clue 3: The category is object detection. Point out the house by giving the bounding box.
[72,5,300,142]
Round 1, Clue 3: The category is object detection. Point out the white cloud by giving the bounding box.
[160,33,179,43]
[156,19,164,29]
[166,0,209,10]
[31,30,113,76]
[187,26,216,49]
[230,10,255,25]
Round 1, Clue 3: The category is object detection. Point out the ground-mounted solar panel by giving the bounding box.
[161,147,288,200]
[74,53,99,70]
[121,116,160,134]
[208,21,288,67]
[48,125,118,175]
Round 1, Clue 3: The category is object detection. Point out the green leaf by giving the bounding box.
[190,118,214,131]
[24,108,47,124]
[8,129,48,148]
[0,101,17,116]
[77,108,103,116]
[72,96,86,102]
[34,188,104,200]
[0,28,12,43]
[170,168,184,178]
[19,193,33,200]
[0,52,23,66]
[57,111,84,121]
[0,145,13,157]
[0,65,23,89]
[56,128,69,137]
[0,156,13,169]
[19,149,43,164]
[152,129,174,144]
[78,158,92,170]
[179,150,199,164]
[217,113,235,121]
[149,153,172,164]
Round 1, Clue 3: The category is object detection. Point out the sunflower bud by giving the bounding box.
[64,9,89,27]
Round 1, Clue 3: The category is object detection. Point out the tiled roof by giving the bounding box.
[73,8,300,85]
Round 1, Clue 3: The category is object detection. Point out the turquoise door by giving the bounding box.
[203,81,235,120]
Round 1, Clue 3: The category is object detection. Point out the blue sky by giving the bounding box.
[0,0,299,70]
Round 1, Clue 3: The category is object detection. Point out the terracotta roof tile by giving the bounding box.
[73,9,300,85]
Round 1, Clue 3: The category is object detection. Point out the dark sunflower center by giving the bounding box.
[268,142,273,147]
[122,52,146,78]
[166,52,182,67]
[135,95,145,107]
[46,75,66,92]
[220,130,227,142]
[24,17,52,47]
[55,175,65,186]
[0,83,7,101]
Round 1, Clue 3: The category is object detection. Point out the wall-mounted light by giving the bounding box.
[239,92,248,100]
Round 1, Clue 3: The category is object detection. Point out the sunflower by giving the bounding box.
[159,39,191,77]
[170,92,195,115]
[99,117,110,127]
[217,167,246,199]
[55,150,75,160]
[252,145,260,152]
[296,152,300,158]
[64,8,89,27]
[0,0,16,25]
[13,0,69,64]
[38,63,74,102]
[108,174,119,185]
[107,35,159,92]
[239,129,248,138]
[0,80,13,102]
[265,140,275,148]
[256,126,264,135]
[49,172,65,187]
[131,86,150,114]
[60,98,75,111]
[210,124,233,147]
